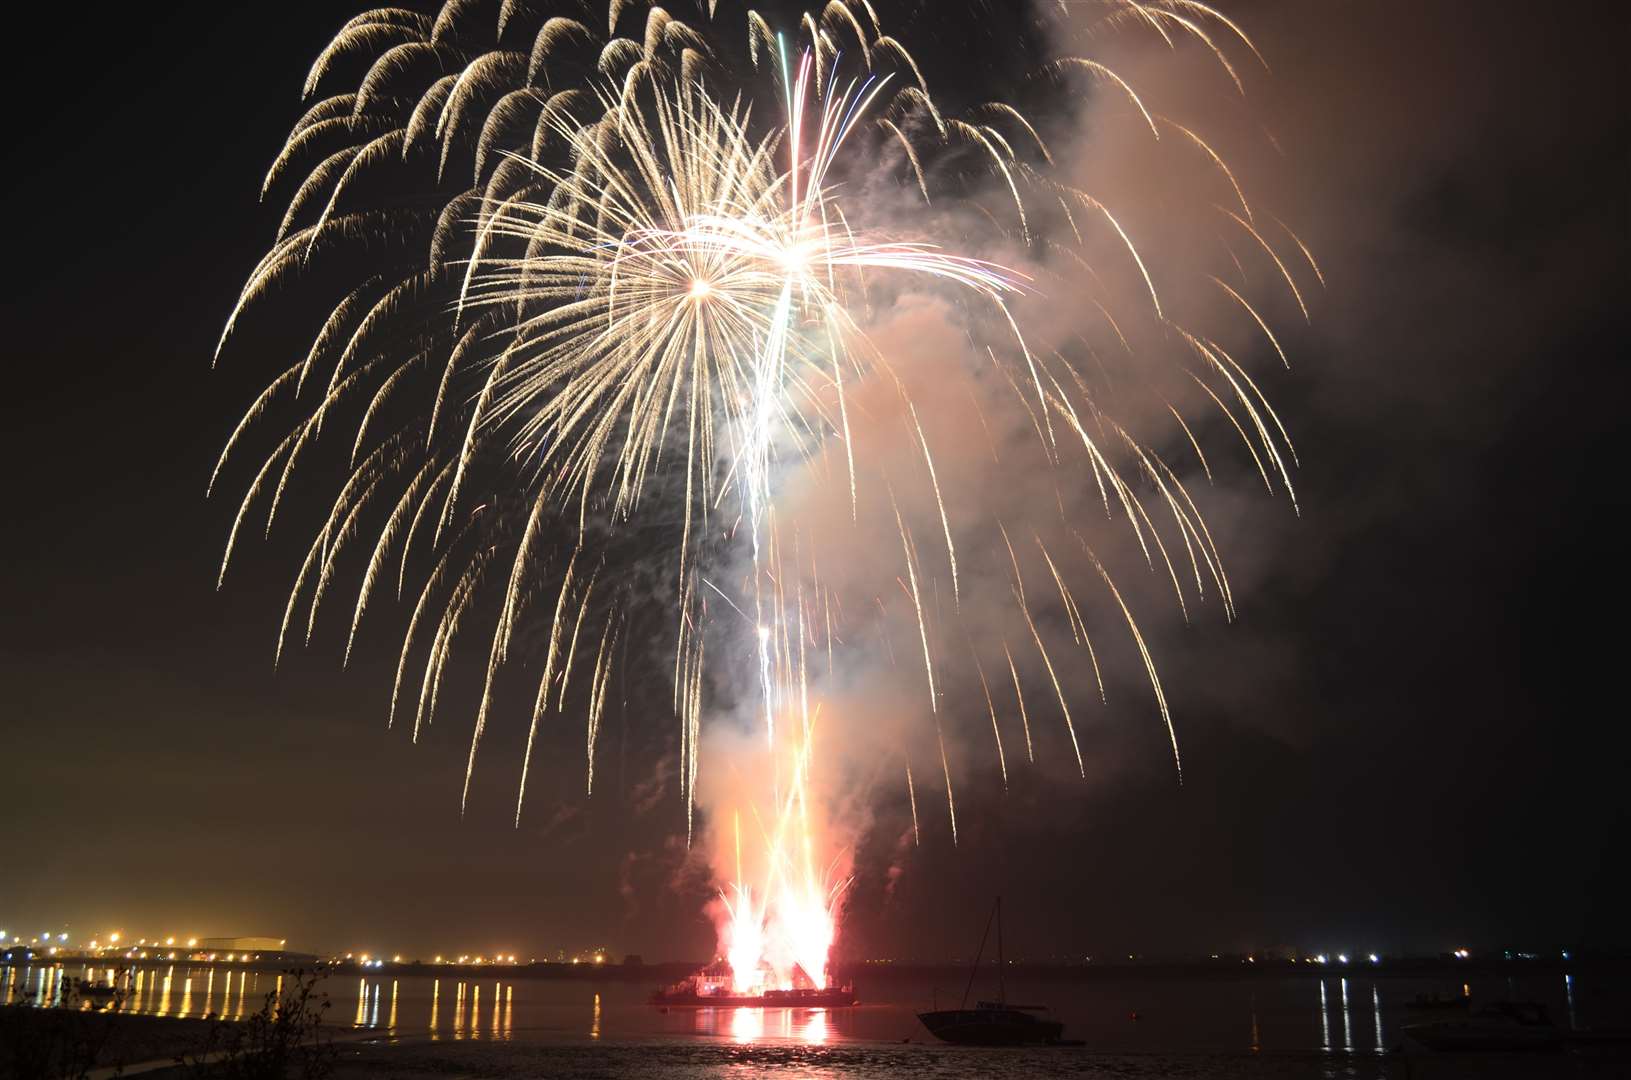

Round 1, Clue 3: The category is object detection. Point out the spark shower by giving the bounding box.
[214,0,1309,991]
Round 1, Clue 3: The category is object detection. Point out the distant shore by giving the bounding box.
[11,952,1618,985]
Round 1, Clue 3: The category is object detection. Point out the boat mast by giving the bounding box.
[960,897,1004,1009]
[996,895,1005,1005]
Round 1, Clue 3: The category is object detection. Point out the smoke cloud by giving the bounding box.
[687,0,1623,962]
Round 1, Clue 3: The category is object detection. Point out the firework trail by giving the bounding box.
[215,0,1309,985]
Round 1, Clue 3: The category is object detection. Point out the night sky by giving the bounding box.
[2,1,1625,964]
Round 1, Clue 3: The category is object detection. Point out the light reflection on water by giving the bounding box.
[728,1004,763,1044]
[0,963,1611,1053]
[1317,978,1329,1051]
[1340,976,1352,1052]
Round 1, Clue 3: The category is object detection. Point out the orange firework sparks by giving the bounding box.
[715,722,849,993]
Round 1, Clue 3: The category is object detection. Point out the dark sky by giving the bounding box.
[1,1,1626,963]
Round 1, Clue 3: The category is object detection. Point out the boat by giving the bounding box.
[916,897,1069,1046]
[650,983,857,1008]
[917,1001,1066,1046]
[650,959,856,1008]
[1403,1001,1563,1052]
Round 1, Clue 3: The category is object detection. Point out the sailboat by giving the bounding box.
[916,897,1068,1045]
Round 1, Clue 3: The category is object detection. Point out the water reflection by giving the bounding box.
[415,980,514,1040]
[729,1006,763,1044]
[685,1007,843,1045]
[155,967,173,1017]
[1340,977,1352,1052]
[1318,979,1330,1052]
[4,961,1603,1055]
[0,963,527,1035]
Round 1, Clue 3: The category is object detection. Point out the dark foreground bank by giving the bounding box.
[314,1036,1631,1080]
[7,1009,1631,1079]
[0,967,336,1080]
[0,1008,217,1078]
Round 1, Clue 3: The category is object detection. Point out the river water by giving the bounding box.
[4,961,1624,1078]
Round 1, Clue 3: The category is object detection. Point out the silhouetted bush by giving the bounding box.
[178,966,335,1080]
[0,967,130,1079]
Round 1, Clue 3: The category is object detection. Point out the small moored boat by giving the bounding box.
[917,1000,1065,1046]
[917,898,1069,1046]
[1404,1001,1563,1052]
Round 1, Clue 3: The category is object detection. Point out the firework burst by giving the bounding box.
[216,0,1310,982]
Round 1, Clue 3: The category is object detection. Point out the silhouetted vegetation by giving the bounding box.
[1,964,336,1080]
[177,967,336,1080]
[0,966,130,1079]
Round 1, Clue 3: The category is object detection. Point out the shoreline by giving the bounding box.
[8,955,1614,984]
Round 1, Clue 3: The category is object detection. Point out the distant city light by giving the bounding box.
[1314,954,1328,965]
[1368,953,1380,964]
[1337,954,1349,965]
[1453,948,1470,959]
